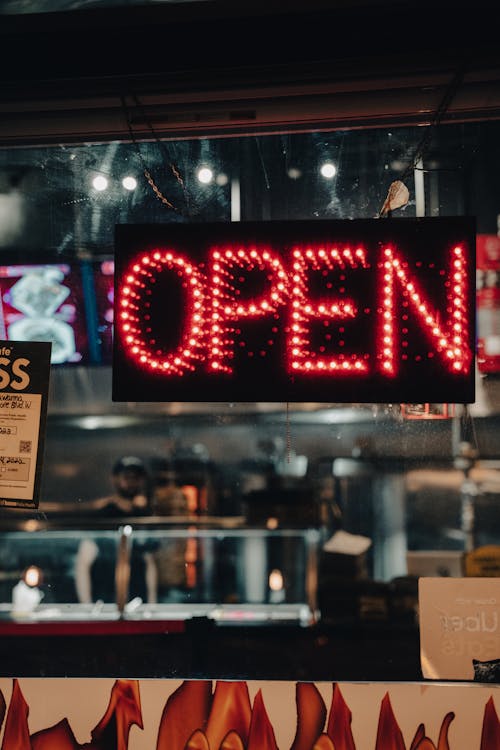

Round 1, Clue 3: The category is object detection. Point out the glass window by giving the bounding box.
[1,123,497,256]
[0,118,499,658]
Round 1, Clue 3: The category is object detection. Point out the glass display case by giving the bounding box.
[0,519,321,627]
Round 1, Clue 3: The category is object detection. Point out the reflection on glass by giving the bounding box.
[0,119,498,633]
[1,123,496,259]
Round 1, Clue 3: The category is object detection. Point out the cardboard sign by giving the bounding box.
[0,340,51,509]
[112,217,475,403]
[419,577,500,681]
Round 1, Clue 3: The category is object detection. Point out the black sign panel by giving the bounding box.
[113,218,475,403]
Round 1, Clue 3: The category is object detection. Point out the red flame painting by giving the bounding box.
[0,680,498,750]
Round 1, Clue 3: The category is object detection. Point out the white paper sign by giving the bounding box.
[419,576,500,681]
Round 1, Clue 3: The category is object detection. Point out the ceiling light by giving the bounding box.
[197,166,213,184]
[320,162,337,179]
[122,176,137,191]
[92,175,108,191]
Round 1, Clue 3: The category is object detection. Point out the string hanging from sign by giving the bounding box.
[286,401,291,464]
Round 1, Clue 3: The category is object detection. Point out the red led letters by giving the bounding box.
[118,244,472,378]
[113,219,475,403]
[209,247,289,374]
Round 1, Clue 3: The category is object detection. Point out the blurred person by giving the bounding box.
[74,456,151,604]
[91,455,150,517]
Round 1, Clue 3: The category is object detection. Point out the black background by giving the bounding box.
[113,217,476,403]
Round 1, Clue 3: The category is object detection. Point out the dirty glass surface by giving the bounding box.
[0,120,499,633]
[1,123,496,256]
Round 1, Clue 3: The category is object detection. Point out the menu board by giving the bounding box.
[0,340,51,509]
[0,263,89,365]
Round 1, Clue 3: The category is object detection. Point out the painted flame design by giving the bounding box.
[0,679,142,750]
[0,679,498,750]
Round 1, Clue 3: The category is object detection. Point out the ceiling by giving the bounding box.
[0,0,499,146]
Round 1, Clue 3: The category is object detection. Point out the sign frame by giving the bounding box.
[113,217,476,404]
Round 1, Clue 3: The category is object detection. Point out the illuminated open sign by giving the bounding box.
[112,218,475,403]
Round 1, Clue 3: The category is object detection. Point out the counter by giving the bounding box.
[0,677,498,750]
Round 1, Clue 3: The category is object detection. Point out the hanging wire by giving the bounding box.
[378,65,466,217]
[255,136,271,190]
[400,65,466,185]
[121,95,190,215]
[460,403,481,456]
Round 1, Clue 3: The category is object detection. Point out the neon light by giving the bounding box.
[208,245,288,374]
[118,249,207,376]
[113,219,475,404]
[287,245,369,375]
[118,244,472,379]
[380,244,471,375]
